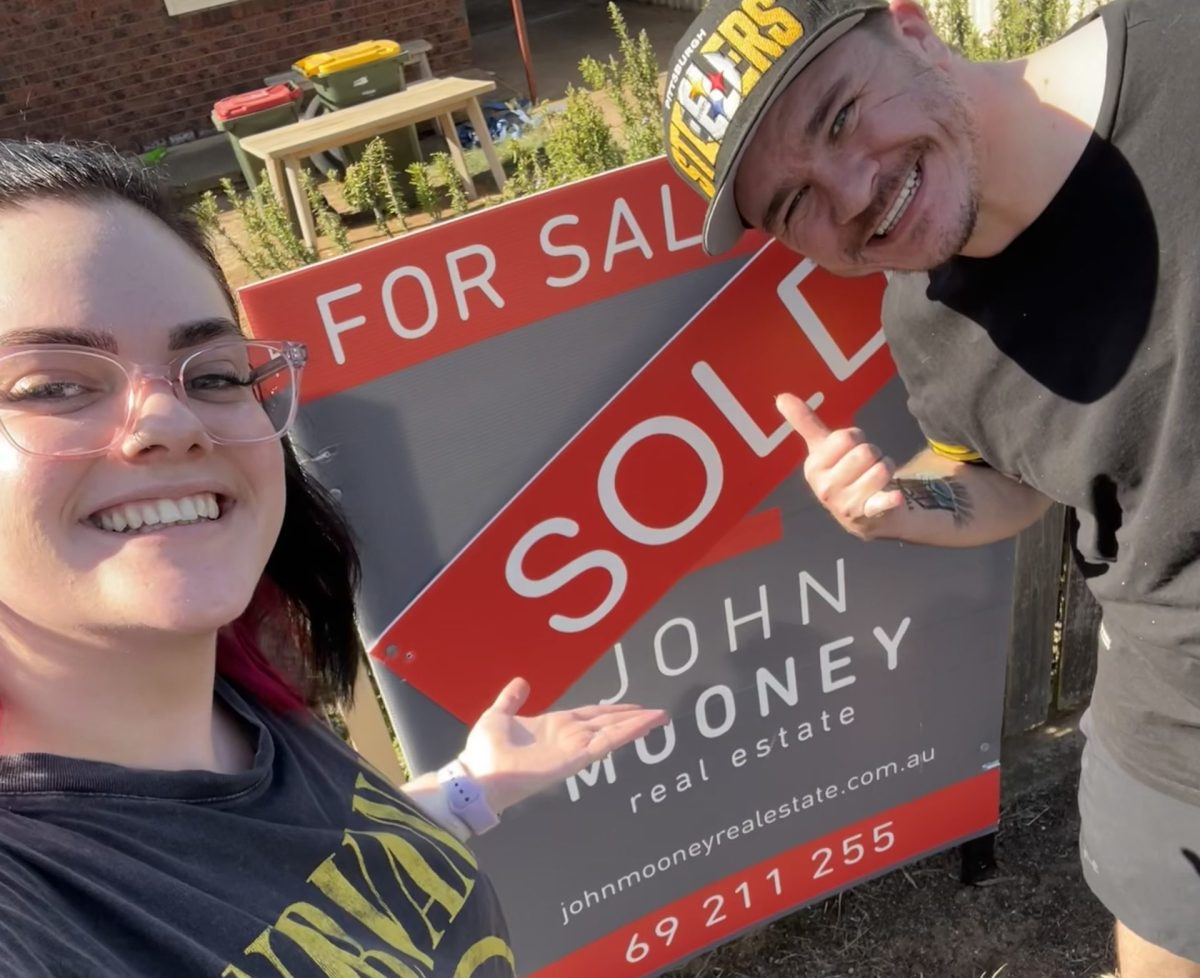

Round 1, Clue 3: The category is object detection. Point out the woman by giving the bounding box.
[0,139,667,977]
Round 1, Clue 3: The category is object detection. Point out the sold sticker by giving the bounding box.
[371,245,892,721]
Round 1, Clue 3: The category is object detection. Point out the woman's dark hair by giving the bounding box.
[0,138,363,708]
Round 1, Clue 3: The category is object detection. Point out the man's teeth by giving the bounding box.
[874,164,922,238]
[92,493,222,533]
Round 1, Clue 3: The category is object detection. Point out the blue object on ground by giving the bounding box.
[456,99,538,148]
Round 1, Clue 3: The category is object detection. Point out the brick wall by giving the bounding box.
[0,0,472,152]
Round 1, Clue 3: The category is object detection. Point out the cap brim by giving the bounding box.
[701,12,871,256]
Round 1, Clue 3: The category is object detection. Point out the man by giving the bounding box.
[663,0,1200,974]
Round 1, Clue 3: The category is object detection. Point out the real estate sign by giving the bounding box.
[241,157,1012,977]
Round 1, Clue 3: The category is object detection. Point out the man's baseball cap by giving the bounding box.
[663,0,889,255]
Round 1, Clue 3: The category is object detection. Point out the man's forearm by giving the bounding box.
[874,449,1052,547]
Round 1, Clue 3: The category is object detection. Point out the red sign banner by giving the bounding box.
[371,244,893,721]
[240,158,763,404]
[529,770,999,978]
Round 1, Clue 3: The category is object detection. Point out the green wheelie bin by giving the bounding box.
[293,40,422,177]
[211,82,303,189]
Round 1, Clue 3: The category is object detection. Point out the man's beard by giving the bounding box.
[918,66,982,267]
[848,65,982,271]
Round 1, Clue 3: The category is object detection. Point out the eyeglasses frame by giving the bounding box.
[0,338,308,459]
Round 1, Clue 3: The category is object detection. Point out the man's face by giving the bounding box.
[733,9,981,275]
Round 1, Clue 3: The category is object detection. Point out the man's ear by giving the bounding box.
[888,1,952,64]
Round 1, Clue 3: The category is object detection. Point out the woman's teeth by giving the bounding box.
[90,492,222,533]
[875,163,922,238]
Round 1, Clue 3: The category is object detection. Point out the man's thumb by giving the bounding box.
[776,393,830,450]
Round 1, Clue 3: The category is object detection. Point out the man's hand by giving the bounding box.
[775,393,1051,547]
[776,393,905,538]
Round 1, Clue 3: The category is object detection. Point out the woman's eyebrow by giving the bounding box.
[168,318,244,350]
[0,327,118,351]
[0,319,243,353]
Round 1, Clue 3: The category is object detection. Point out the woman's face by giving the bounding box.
[0,197,285,648]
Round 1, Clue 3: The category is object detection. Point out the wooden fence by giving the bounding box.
[1004,503,1103,734]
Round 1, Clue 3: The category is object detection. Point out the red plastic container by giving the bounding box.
[212,83,302,122]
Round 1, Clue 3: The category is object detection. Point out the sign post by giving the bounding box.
[241,157,1012,977]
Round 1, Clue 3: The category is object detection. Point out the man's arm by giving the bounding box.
[878,447,1053,546]
[776,395,1052,547]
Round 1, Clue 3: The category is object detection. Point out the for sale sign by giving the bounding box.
[241,157,1012,977]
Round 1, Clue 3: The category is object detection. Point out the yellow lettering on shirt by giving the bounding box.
[307,849,433,966]
[355,830,474,946]
[351,775,478,869]
[225,770,499,977]
[452,937,517,978]
[246,902,427,978]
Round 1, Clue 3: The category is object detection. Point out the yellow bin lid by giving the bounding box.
[293,40,402,78]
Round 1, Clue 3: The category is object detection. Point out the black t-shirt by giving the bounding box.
[0,680,514,977]
[884,0,1200,802]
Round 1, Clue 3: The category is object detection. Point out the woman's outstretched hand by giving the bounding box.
[457,678,669,814]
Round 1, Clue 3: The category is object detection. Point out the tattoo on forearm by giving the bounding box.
[888,476,973,527]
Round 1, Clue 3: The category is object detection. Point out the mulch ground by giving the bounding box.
[665,717,1115,978]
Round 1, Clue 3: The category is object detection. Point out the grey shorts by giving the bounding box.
[1077,708,1200,961]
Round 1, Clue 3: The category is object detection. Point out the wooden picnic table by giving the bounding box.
[238,75,506,249]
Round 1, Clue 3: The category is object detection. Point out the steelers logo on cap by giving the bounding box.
[675,52,744,146]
